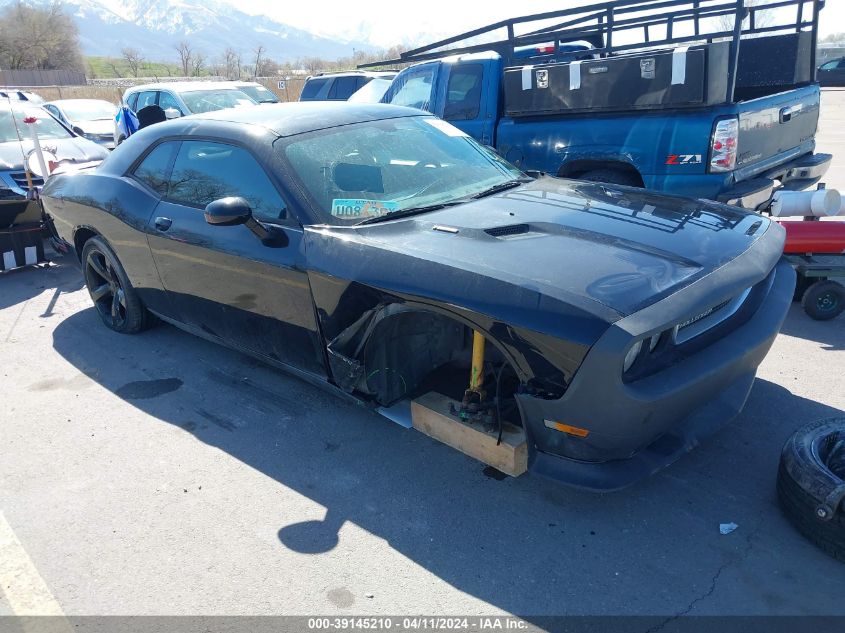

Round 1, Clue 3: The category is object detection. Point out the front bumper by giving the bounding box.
[517,229,795,491]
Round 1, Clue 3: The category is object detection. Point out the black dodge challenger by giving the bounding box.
[41,102,795,490]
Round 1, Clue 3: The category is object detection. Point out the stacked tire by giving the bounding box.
[777,418,845,562]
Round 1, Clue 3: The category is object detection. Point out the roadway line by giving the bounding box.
[0,511,73,631]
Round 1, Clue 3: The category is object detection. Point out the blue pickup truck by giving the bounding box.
[371,0,831,211]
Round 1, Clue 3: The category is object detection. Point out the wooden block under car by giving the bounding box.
[411,392,527,477]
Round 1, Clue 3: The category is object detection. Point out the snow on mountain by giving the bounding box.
[1,0,370,62]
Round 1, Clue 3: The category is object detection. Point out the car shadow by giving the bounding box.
[778,303,845,351]
[0,259,84,316]
[50,307,845,616]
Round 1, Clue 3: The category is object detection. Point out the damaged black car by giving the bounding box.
[41,102,795,490]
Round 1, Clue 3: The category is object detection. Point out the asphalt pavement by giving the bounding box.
[0,93,843,621]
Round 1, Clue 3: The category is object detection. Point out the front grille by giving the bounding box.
[10,172,44,189]
[674,288,751,345]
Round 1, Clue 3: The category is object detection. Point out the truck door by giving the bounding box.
[439,61,496,146]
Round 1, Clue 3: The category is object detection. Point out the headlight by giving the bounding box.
[623,340,643,373]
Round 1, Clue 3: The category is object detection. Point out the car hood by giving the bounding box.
[0,136,109,171]
[306,177,776,323]
[70,119,114,136]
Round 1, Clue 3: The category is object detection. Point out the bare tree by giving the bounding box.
[121,47,144,78]
[253,44,266,78]
[192,52,206,77]
[717,0,773,32]
[105,59,122,78]
[0,2,84,71]
[175,40,193,76]
[223,47,241,79]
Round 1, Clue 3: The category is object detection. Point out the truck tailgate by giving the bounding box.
[736,85,820,173]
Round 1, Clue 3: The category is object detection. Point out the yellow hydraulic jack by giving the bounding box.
[449,330,490,422]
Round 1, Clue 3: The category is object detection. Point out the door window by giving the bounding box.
[167,141,287,222]
[132,142,178,196]
[820,60,840,70]
[157,91,182,115]
[386,67,435,111]
[300,78,328,100]
[443,64,483,121]
[328,76,360,100]
[135,91,157,110]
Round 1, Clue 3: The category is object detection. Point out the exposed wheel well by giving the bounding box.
[327,306,525,424]
[73,227,98,261]
[558,160,644,187]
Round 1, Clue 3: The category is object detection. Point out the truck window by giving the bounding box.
[443,64,483,121]
[387,67,435,111]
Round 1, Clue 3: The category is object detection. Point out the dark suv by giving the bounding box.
[299,71,396,101]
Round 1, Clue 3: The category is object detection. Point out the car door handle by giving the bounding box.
[154,217,172,231]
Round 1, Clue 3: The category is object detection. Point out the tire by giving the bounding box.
[577,169,642,187]
[801,280,845,321]
[777,417,845,563]
[80,235,151,334]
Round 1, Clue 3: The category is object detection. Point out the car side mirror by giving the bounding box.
[72,126,84,135]
[164,107,181,119]
[204,197,252,226]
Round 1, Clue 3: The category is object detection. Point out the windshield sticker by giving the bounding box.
[331,198,399,219]
[424,119,469,137]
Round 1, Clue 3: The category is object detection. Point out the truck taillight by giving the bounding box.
[709,118,738,173]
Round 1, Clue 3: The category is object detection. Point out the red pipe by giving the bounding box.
[777,221,845,254]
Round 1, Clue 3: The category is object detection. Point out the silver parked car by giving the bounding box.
[43,99,118,150]
[114,81,258,145]
[0,102,108,226]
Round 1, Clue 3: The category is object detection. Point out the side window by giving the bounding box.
[136,91,157,110]
[126,93,139,110]
[820,60,839,71]
[328,76,359,100]
[443,64,483,121]
[132,142,178,196]
[167,141,287,222]
[356,76,372,90]
[300,78,328,100]
[157,91,181,114]
[386,67,435,111]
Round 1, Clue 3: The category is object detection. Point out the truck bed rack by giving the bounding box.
[361,0,825,114]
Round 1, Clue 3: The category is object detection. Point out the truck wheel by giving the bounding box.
[81,236,152,334]
[777,418,845,563]
[578,169,642,187]
[801,280,844,320]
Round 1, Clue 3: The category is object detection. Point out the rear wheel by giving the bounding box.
[801,280,844,321]
[81,236,151,334]
[578,168,642,187]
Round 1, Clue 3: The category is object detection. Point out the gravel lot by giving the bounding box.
[0,92,844,621]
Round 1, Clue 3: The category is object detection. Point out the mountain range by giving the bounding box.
[2,0,372,62]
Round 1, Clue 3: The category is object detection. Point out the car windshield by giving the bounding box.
[281,116,524,225]
[60,101,117,121]
[179,89,257,113]
[0,107,72,142]
[237,85,279,103]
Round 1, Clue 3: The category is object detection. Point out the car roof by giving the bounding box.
[190,101,423,137]
[309,70,395,79]
[125,81,250,94]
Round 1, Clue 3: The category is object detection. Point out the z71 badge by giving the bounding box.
[666,154,702,165]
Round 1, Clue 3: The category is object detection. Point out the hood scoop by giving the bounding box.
[485,223,530,238]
